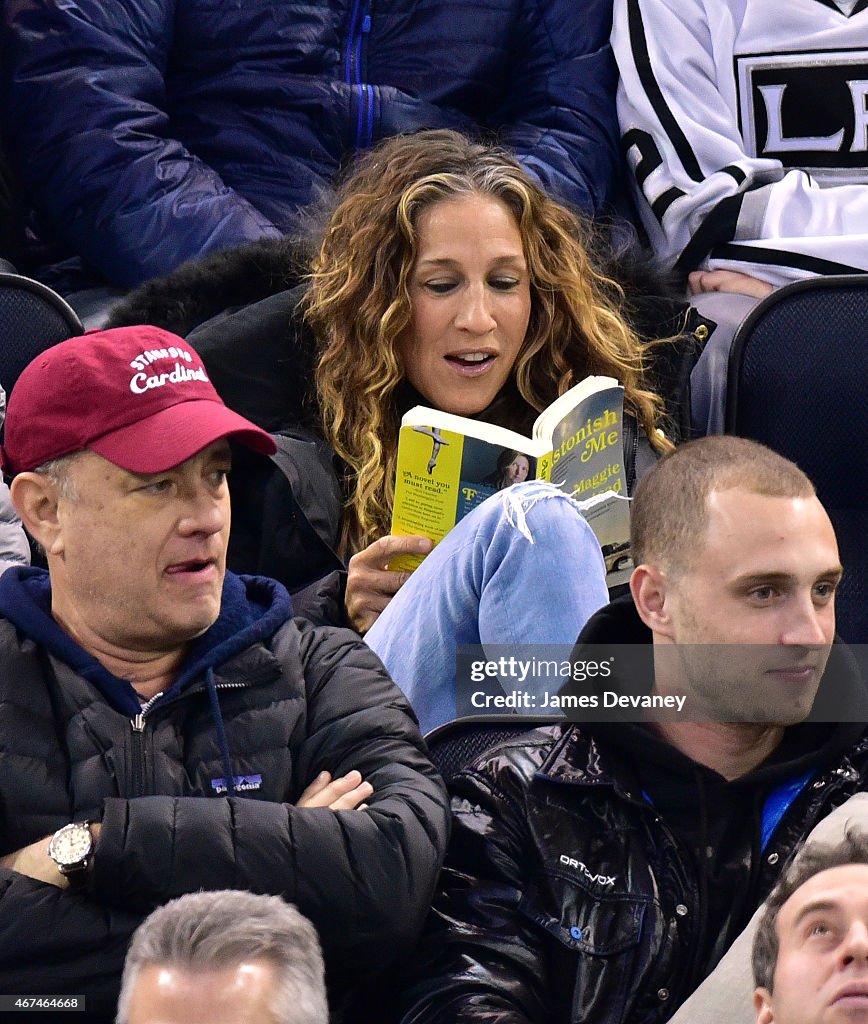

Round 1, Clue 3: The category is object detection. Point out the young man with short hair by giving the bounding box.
[398,435,868,1024]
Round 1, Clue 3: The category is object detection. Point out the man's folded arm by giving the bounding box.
[90,626,451,968]
[0,869,141,1006]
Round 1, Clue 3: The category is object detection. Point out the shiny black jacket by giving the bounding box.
[398,721,868,1024]
[397,593,868,1023]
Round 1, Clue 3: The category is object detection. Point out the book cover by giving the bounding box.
[390,423,539,572]
[389,376,628,578]
[575,490,633,589]
[537,383,627,500]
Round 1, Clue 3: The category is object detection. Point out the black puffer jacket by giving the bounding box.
[0,568,449,1022]
[397,598,868,1023]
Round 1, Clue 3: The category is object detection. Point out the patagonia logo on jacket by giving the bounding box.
[211,773,263,795]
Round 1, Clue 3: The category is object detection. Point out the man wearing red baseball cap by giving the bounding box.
[0,326,448,1022]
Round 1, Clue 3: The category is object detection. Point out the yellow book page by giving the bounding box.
[389,425,466,572]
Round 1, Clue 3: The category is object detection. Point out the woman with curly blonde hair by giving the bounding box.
[301,130,669,642]
[107,128,681,732]
[307,131,666,550]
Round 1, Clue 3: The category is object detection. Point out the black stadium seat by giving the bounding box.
[425,715,554,784]
[0,272,83,395]
[726,275,868,643]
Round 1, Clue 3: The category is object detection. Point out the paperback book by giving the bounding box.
[389,375,632,584]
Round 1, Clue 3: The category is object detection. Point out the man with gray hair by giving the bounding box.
[117,891,328,1024]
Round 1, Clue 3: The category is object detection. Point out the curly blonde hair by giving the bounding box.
[304,130,669,554]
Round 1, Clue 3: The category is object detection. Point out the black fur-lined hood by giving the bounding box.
[106,236,311,336]
[107,234,689,341]
[106,235,710,441]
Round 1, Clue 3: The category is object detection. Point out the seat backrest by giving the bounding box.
[425,715,555,785]
[0,273,83,394]
[726,275,868,642]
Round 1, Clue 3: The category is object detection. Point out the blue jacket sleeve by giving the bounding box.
[493,0,621,218]
[2,0,281,287]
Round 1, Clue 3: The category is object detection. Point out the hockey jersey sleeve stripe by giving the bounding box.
[674,192,745,273]
[652,187,686,222]
[816,0,868,12]
[626,0,704,183]
[621,128,687,220]
[711,244,866,277]
[720,165,748,186]
[621,127,660,191]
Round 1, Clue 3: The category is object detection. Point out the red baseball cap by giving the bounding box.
[0,325,277,475]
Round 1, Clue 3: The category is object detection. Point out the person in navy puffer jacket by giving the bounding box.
[1,0,622,298]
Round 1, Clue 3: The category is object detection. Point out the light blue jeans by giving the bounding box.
[365,481,610,735]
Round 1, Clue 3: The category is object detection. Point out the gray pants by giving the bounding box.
[689,292,762,435]
[666,793,868,1024]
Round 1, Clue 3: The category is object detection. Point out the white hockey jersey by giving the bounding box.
[613,0,868,285]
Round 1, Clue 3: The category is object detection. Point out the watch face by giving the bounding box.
[49,824,91,869]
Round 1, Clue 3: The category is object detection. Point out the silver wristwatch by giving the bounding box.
[48,822,93,877]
